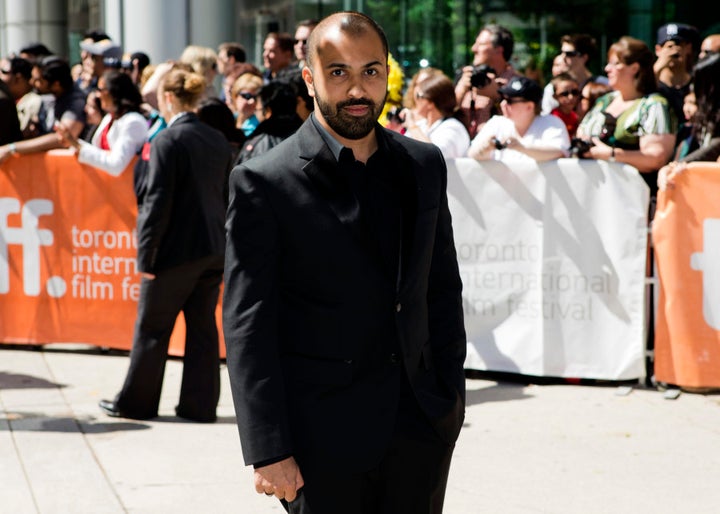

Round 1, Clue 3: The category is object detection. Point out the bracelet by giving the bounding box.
[8,143,17,155]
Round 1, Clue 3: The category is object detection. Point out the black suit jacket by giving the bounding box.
[223,118,466,472]
[137,113,232,273]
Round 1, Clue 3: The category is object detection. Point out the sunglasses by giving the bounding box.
[557,89,580,98]
[561,50,581,58]
[237,92,257,101]
[501,97,529,104]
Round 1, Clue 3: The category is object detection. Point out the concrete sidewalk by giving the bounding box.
[2,344,720,514]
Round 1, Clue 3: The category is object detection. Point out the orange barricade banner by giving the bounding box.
[653,162,720,388]
[0,151,224,357]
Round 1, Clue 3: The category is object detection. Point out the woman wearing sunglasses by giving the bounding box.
[402,71,470,159]
[55,69,147,176]
[231,72,263,136]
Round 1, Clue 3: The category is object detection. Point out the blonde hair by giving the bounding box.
[160,69,206,108]
[139,64,156,89]
[231,73,263,98]
[179,45,218,76]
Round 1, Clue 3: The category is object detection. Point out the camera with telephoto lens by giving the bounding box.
[470,64,496,89]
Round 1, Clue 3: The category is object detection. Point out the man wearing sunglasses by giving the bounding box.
[293,19,318,69]
[542,34,608,115]
[0,57,44,139]
[468,76,570,164]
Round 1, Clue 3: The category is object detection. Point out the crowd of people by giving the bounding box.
[2,21,719,194]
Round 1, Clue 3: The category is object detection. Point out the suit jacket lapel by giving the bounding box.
[381,131,419,293]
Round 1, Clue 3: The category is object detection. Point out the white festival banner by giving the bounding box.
[448,158,649,379]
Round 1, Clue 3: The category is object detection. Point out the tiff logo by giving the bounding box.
[0,198,65,297]
[691,219,720,330]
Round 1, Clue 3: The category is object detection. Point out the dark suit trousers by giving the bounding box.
[115,255,224,420]
[281,384,455,514]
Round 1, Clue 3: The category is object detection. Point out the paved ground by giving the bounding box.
[2,344,720,514]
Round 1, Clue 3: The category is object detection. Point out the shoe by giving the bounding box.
[98,399,156,420]
[98,399,122,417]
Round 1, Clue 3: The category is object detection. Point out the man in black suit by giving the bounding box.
[223,11,466,514]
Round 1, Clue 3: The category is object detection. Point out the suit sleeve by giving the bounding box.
[427,151,467,402]
[222,165,292,466]
[136,133,176,272]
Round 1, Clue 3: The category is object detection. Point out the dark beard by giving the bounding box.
[316,95,385,140]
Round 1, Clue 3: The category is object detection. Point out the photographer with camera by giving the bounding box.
[455,24,521,139]
[467,76,569,164]
[654,23,699,124]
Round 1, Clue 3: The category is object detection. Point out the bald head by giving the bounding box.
[700,34,720,60]
[306,11,388,71]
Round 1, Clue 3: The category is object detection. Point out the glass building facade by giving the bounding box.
[2,0,719,82]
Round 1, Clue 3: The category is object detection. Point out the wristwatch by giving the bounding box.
[608,146,616,163]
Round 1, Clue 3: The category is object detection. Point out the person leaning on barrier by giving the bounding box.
[401,71,470,159]
[55,69,148,176]
[0,75,22,145]
[658,52,720,191]
[575,36,676,199]
[467,75,569,163]
[0,56,45,139]
[0,57,86,165]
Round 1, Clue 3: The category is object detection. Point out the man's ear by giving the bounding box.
[302,66,315,98]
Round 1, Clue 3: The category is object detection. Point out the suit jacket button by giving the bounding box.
[395,302,402,313]
[389,353,399,364]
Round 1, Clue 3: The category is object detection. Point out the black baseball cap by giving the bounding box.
[498,76,543,104]
[657,23,699,46]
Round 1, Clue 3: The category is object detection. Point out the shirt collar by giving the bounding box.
[310,112,387,163]
[310,113,344,161]
[167,111,191,128]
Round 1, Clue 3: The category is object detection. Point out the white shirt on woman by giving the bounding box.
[77,111,148,176]
[416,117,470,159]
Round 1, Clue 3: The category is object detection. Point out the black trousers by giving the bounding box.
[114,255,224,420]
[281,391,456,514]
